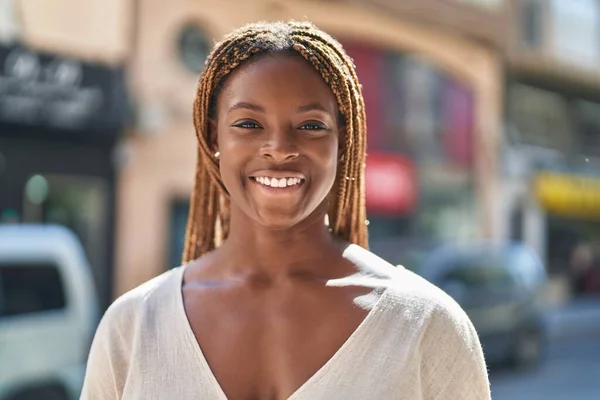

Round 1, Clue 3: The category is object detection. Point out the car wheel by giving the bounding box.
[511,328,544,369]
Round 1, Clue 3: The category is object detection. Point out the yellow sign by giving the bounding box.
[534,172,600,219]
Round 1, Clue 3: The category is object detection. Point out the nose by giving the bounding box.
[260,129,299,162]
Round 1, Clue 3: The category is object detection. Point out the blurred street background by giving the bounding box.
[1,0,599,399]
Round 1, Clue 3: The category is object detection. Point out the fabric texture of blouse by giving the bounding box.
[81,245,491,399]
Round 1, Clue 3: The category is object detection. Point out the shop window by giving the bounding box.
[341,39,477,242]
[342,42,386,150]
[0,263,66,317]
[508,84,574,152]
[22,174,109,304]
[441,76,475,168]
[521,0,544,50]
[509,82,600,159]
[548,216,600,296]
[168,200,190,270]
[396,55,442,161]
[178,23,211,74]
[510,202,525,242]
[575,100,600,158]
[343,41,475,169]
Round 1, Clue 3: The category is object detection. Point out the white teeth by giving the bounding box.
[253,176,302,188]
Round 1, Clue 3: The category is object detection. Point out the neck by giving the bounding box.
[218,203,343,277]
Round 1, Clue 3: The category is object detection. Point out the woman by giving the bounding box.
[82,21,490,399]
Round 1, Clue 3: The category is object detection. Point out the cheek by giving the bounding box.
[217,135,252,182]
[313,138,340,184]
[219,153,245,188]
[217,158,233,194]
[324,137,341,169]
[217,150,243,193]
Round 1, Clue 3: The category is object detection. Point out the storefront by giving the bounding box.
[0,43,129,309]
[535,167,600,296]
[331,40,480,269]
[504,77,600,299]
[115,0,503,295]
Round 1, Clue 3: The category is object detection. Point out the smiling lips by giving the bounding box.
[251,176,305,189]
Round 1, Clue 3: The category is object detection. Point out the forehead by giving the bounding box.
[216,54,339,113]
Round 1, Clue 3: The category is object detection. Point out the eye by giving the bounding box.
[232,120,261,129]
[299,122,327,131]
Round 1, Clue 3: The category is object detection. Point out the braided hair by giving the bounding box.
[183,21,368,263]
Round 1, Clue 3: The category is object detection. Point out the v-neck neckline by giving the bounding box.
[173,264,390,400]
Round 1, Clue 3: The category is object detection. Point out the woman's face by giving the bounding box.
[212,54,342,230]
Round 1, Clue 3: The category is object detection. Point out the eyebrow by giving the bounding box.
[228,102,331,114]
[228,102,265,113]
[297,103,329,113]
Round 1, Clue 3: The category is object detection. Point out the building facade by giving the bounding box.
[0,0,132,310]
[4,0,593,305]
[501,0,600,301]
[115,0,505,295]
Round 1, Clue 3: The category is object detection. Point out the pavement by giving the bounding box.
[491,336,600,400]
[490,297,600,400]
[545,297,600,342]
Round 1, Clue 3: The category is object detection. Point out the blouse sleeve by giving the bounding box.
[80,299,132,400]
[419,299,491,400]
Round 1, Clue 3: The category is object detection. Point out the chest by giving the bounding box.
[183,285,375,400]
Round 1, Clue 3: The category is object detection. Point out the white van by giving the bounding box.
[0,225,99,400]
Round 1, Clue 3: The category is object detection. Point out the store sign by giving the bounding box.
[534,171,600,218]
[0,44,127,135]
[365,153,417,215]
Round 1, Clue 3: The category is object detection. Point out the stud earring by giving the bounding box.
[214,151,220,158]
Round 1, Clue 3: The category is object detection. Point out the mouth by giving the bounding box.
[249,176,306,193]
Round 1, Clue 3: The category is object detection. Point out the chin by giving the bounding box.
[251,204,317,230]
[244,196,328,232]
[255,214,305,231]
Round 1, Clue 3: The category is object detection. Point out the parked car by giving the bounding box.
[419,241,548,369]
[0,225,99,400]
[369,237,440,274]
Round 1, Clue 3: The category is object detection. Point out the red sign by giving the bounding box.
[365,153,417,214]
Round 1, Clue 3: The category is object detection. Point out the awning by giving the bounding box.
[534,171,600,219]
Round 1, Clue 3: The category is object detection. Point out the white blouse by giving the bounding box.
[81,245,491,399]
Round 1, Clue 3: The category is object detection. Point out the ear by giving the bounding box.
[208,118,219,154]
